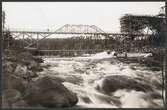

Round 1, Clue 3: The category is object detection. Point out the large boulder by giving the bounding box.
[95,75,153,95]
[2,89,28,108]
[4,74,27,94]
[23,76,78,107]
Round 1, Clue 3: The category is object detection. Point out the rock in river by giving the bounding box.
[23,76,78,107]
[95,75,153,95]
[4,74,27,93]
[2,89,28,108]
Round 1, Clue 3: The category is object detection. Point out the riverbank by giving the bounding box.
[2,49,78,108]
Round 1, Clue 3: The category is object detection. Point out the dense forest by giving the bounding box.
[11,33,165,53]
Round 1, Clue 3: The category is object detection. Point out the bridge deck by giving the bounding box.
[7,30,152,36]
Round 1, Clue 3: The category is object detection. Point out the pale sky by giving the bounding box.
[2,2,165,32]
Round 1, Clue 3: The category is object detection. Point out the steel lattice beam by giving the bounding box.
[6,24,152,48]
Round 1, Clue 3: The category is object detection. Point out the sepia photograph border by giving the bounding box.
[0,0,166,110]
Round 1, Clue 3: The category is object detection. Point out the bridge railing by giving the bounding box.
[8,28,153,36]
[9,28,54,32]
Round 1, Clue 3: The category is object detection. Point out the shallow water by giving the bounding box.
[38,52,164,108]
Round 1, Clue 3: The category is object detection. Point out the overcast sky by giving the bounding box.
[2,2,165,32]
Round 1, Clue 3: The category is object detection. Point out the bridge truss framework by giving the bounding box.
[7,24,152,49]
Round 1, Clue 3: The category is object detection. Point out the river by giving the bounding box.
[37,52,164,108]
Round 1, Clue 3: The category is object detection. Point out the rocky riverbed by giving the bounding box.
[37,52,165,108]
[2,50,165,108]
[2,50,78,108]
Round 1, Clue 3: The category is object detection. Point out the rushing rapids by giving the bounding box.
[37,52,164,108]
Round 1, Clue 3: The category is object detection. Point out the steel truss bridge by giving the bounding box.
[6,24,152,52]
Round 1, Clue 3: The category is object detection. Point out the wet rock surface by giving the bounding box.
[23,76,78,107]
[5,74,27,93]
[2,50,48,108]
[95,75,153,95]
[2,89,28,108]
